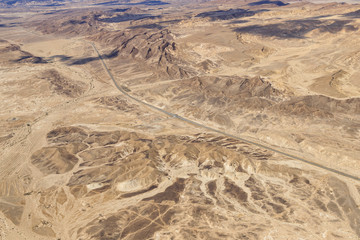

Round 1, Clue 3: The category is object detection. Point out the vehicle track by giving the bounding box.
[91,42,360,182]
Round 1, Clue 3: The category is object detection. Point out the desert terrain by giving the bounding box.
[0,0,360,239]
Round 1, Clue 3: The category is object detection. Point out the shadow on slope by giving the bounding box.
[196,9,263,21]
[234,19,357,39]
[45,50,119,66]
[248,0,288,7]
[99,13,160,23]
[128,23,164,30]
[344,9,360,18]
[94,0,169,6]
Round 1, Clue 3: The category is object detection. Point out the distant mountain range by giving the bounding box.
[1,0,65,7]
[0,0,171,7]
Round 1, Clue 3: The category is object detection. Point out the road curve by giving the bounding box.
[91,43,360,182]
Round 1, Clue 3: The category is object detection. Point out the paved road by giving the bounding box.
[91,43,360,182]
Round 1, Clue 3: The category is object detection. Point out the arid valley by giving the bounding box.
[0,0,360,239]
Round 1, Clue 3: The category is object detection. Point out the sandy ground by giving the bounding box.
[0,1,360,239]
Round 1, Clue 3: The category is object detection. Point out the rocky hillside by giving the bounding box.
[33,11,193,78]
[0,40,47,65]
[19,126,359,239]
[90,28,193,78]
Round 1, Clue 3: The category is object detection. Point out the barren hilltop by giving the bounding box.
[0,0,360,239]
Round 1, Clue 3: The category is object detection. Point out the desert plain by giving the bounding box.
[0,0,360,239]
